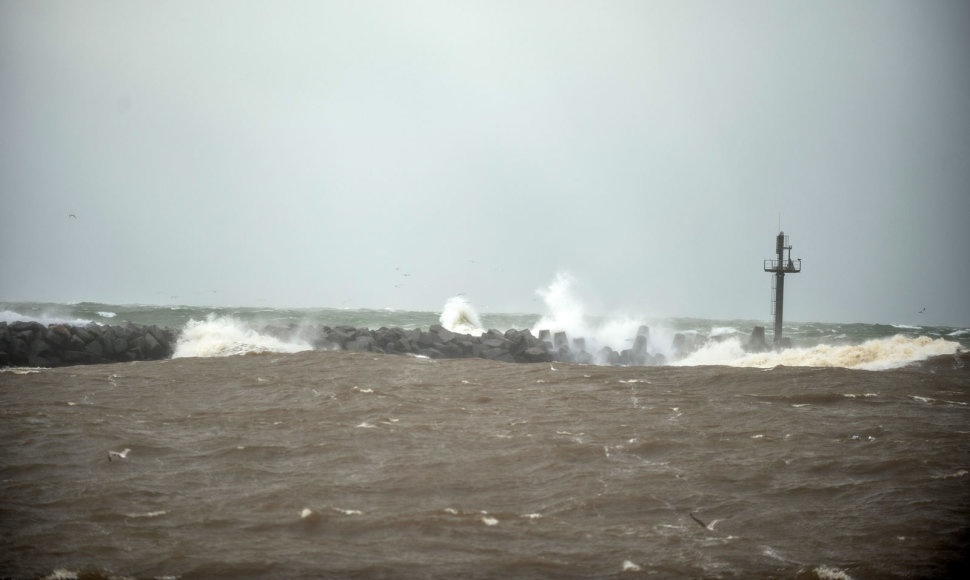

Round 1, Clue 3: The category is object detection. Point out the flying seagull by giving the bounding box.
[68,214,77,219]
[918,307,926,314]
[108,448,131,461]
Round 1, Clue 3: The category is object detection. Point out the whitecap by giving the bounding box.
[331,507,363,515]
[1,367,45,374]
[677,335,960,370]
[125,510,167,518]
[0,309,93,326]
[43,570,79,580]
[932,469,968,480]
[814,565,855,580]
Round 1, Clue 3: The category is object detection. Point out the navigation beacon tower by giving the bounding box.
[764,231,801,346]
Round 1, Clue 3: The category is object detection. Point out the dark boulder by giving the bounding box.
[347,335,375,352]
[520,344,553,363]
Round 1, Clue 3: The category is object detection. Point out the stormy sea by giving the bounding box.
[1,296,968,579]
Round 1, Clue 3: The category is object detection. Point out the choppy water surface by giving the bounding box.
[2,351,968,579]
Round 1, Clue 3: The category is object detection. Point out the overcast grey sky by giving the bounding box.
[2,0,968,325]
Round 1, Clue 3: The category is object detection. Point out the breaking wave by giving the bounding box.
[439,296,484,336]
[674,334,961,370]
[172,315,310,358]
[530,272,654,359]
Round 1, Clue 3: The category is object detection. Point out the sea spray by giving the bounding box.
[439,296,485,336]
[532,272,593,341]
[172,314,311,358]
[527,273,965,368]
[530,272,666,362]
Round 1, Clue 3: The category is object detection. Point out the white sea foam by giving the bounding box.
[621,560,641,572]
[331,507,363,515]
[675,335,960,370]
[671,337,747,366]
[43,570,79,580]
[439,295,484,336]
[813,565,854,580]
[125,510,167,518]
[97,311,117,318]
[172,314,310,358]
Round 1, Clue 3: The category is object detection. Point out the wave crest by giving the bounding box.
[439,296,484,336]
[675,335,961,370]
[172,315,310,358]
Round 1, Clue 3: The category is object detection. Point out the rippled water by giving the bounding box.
[2,351,969,579]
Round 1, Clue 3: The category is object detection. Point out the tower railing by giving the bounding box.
[763,258,802,273]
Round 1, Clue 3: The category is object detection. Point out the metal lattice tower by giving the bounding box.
[763,231,801,345]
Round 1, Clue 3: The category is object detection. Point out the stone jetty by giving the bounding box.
[0,321,177,367]
[270,324,557,364]
[1,320,772,369]
[270,324,675,366]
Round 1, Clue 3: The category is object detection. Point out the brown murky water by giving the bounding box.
[2,351,969,579]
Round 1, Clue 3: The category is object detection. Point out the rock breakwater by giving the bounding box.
[1,319,769,369]
[275,324,556,364]
[269,323,692,366]
[0,321,177,367]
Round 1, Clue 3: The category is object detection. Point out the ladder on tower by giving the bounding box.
[769,276,777,317]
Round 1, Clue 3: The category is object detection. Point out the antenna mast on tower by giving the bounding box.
[763,231,801,347]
